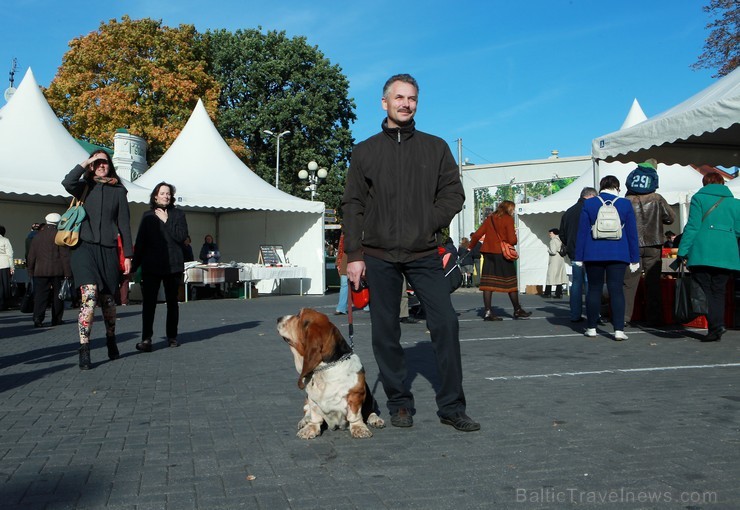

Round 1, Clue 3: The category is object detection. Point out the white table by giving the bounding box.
[183,263,306,300]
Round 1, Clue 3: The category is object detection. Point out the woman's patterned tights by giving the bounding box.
[78,284,116,344]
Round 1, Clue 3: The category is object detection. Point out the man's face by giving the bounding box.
[382,80,418,128]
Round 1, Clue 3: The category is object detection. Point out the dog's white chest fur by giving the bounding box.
[305,354,363,428]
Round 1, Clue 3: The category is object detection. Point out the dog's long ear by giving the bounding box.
[298,318,326,389]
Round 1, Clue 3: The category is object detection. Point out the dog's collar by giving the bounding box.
[313,352,354,373]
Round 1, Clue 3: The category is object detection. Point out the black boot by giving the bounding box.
[79,344,91,370]
[106,335,120,360]
[136,338,153,352]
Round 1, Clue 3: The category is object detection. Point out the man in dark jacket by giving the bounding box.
[623,161,675,326]
[342,74,478,432]
[559,187,597,322]
[27,213,72,327]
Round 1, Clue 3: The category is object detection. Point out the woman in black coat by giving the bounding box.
[132,182,189,351]
[62,150,133,370]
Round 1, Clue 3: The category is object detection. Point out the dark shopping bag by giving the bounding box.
[673,262,708,324]
[20,283,34,313]
[58,278,73,301]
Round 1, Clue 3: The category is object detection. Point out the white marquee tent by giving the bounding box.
[515,99,705,293]
[135,100,326,295]
[0,68,149,246]
[592,67,740,167]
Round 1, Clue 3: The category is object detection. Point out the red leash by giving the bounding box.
[347,282,354,349]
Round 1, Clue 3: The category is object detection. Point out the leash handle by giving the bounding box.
[347,280,354,349]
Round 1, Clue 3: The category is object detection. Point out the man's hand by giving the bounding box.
[347,261,366,291]
[123,258,132,275]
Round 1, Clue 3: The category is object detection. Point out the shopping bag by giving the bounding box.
[20,284,34,313]
[673,263,707,324]
[58,278,73,301]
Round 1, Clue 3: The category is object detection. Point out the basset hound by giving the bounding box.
[276,308,385,439]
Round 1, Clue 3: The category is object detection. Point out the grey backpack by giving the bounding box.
[591,196,623,240]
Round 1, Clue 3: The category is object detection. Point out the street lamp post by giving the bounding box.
[298,160,328,201]
[263,129,290,189]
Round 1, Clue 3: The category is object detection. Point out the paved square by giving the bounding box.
[1,289,738,509]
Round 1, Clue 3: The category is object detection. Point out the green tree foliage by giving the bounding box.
[205,29,356,212]
[46,16,221,163]
[693,0,739,77]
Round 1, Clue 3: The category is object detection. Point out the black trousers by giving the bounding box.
[364,253,466,417]
[32,276,64,324]
[141,271,181,340]
[691,267,730,331]
[0,268,10,310]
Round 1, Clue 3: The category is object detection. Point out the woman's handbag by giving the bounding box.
[490,216,519,261]
[55,185,89,247]
[674,261,708,324]
[58,278,73,301]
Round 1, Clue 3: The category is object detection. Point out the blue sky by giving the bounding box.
[1,0,719,164]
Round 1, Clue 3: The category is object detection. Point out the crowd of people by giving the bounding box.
[1,73,738,436]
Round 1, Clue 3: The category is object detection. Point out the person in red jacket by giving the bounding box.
[470,200,531,321]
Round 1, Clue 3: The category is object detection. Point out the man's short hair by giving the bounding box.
[383,74,419,97]
[580,187,597,199]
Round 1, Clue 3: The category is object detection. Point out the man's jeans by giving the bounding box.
[569,261,587,321]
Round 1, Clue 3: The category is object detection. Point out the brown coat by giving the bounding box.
[26,226,72,278]
[469,213,517,255]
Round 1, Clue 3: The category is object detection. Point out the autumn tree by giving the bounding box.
[692,0,739,77]
[205,29,356,212]
[46,16,221,163]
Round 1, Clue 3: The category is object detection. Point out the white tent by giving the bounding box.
[728,175,740,198]
[515,99,705,293]
[592,67,740,167]
[135,100,326,295]
[0,68,149,246]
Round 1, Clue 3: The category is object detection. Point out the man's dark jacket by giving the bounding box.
[26,226,72,278]
[559,198,585,260]
[342,119,464,263]
[132,206,189,275]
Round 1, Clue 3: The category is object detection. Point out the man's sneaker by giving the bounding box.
[614,330,628,341]
[399,317,420,324]
[584,328,597,337]
[439,411,480,432]
[390,408,413,428]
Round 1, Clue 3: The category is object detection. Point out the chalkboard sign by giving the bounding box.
[258,245,286,265]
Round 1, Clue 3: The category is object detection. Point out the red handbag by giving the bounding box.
[490,216,519,261]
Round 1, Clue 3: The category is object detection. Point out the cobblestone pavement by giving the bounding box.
[0,288,738,509]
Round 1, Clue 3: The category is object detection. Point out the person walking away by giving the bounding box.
[470,201,531,321]
[132,182,189,351]
[25,222,42,260]
[677,171,740,342]
[622,161,675,327]
[0,226,14,311]
[62,150,133,369]
[342,73,479,432]
[559,187,597,322]
[334,232,349,315]
[27,213,72,327]
[575,175,639,341]
[458,237,474,288]
[543,228,568,298]
[469,232,482,286]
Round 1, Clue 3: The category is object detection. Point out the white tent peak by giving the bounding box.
[136,99,322,213]
[620,98,647,130]
[0,66,149,201]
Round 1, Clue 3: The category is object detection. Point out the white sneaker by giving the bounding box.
[614,330,628,341]
[584,328,597,337]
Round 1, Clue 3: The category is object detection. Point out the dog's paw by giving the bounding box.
[367,412,385,429]
[297,423,322,439]
[350,423,373,439]
[296,415,311,430]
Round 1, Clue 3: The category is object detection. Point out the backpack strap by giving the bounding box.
[702,197,725,222]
